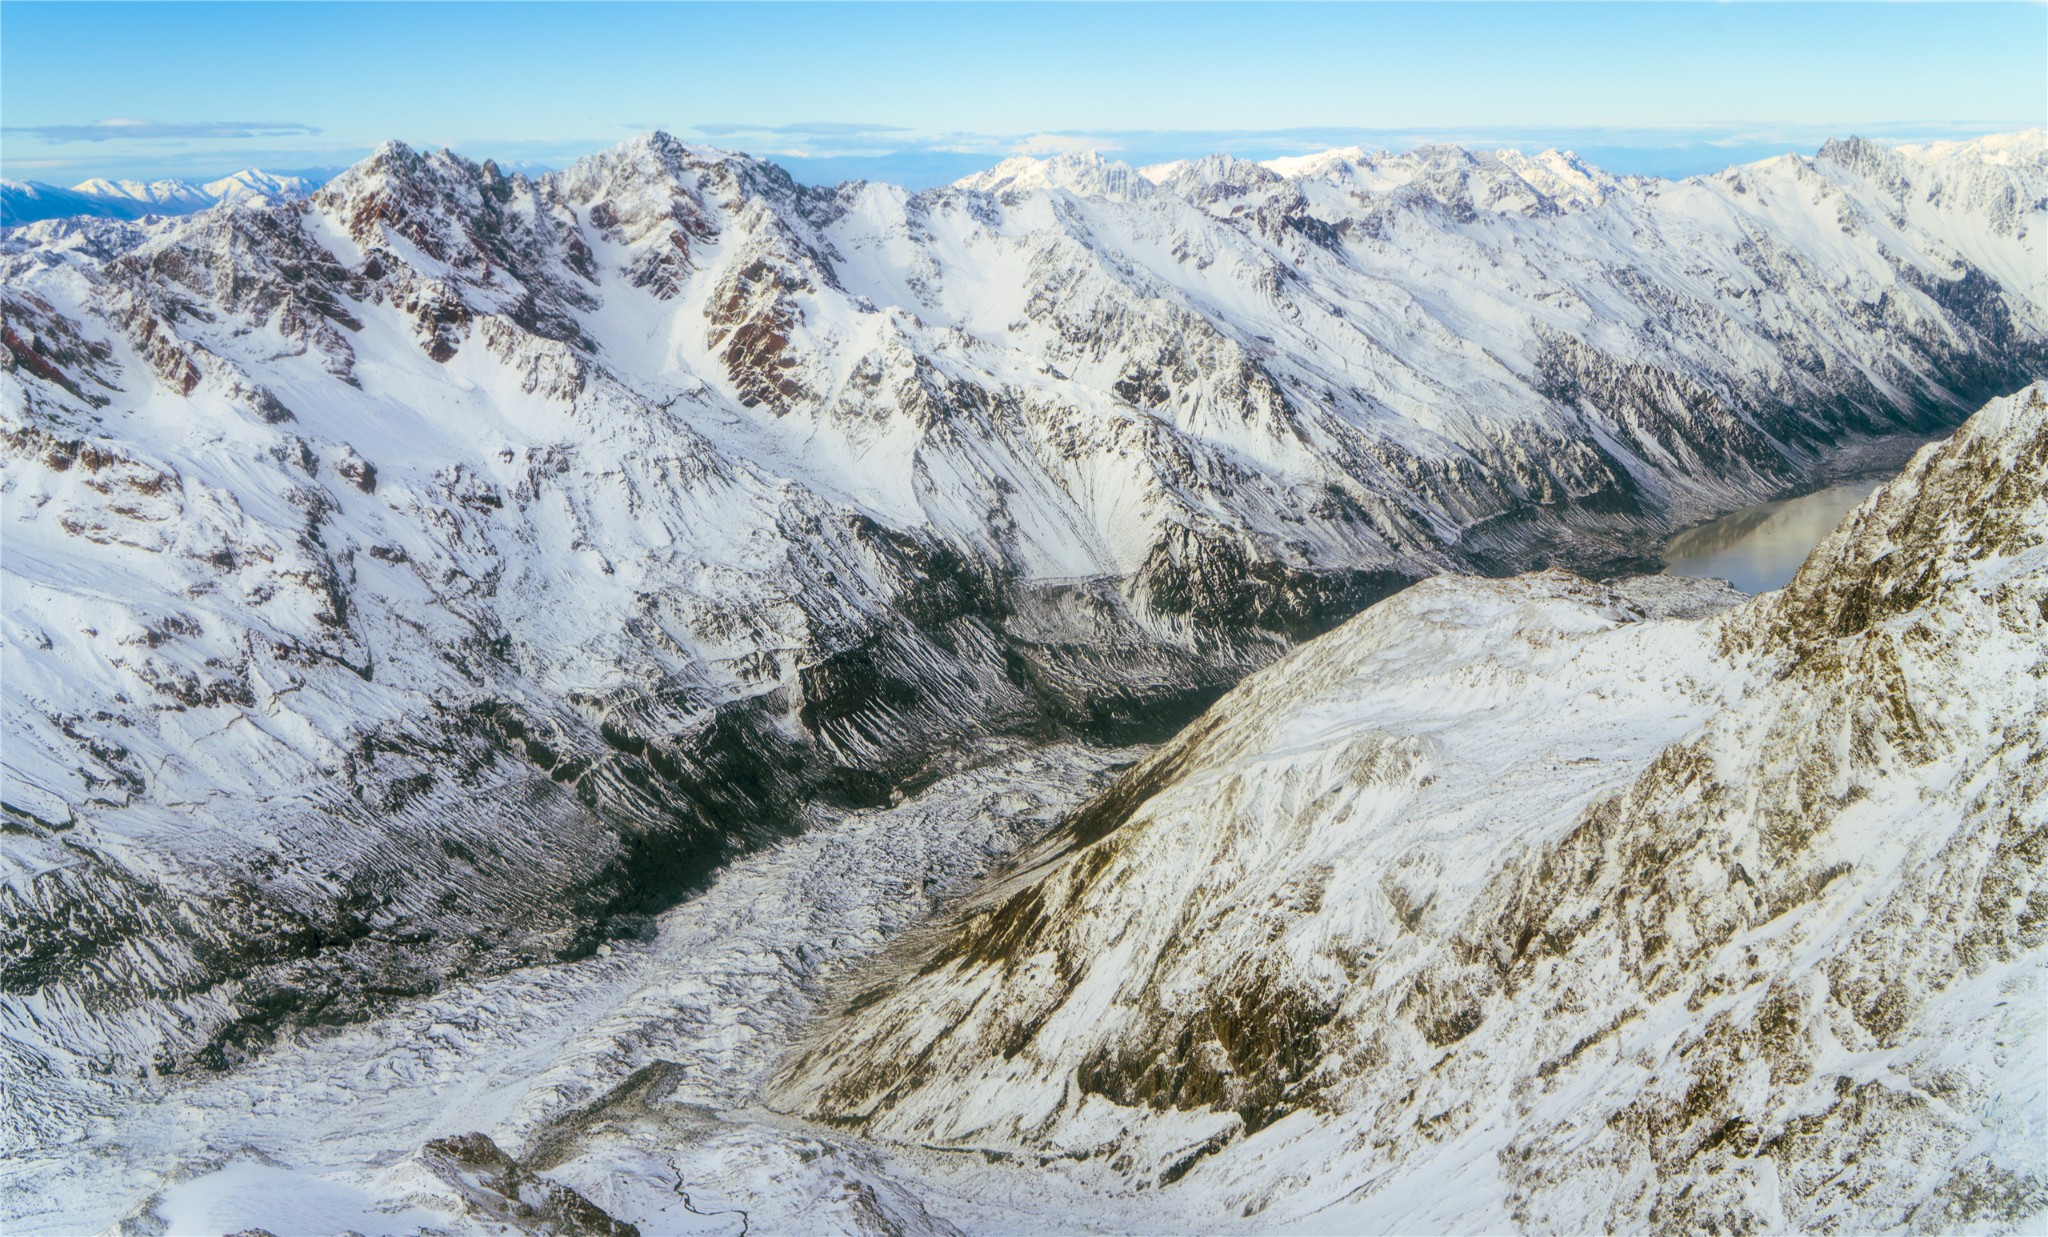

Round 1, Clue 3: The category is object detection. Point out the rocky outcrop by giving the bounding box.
[414,1132,639,1237]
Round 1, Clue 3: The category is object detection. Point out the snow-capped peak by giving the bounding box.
[67,176,212,207]
[67,173,315,207]
[1490,147,1620,207]
[1249,142,1623,214]
[1894,126,2048,167]
[1260,144,1378,177]
[0,169,319,227]
[1140,151,1284,200]
[952,149,1154,200]
[201,168,317,202]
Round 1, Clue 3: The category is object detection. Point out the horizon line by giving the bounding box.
[6,122,2043,200]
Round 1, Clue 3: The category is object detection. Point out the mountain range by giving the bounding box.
[1,128,2043,1232]
[0,169,323,226]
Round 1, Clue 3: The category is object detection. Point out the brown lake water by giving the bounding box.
[1661,479,1886,594]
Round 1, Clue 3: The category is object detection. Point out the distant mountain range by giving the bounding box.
[0,169,326,225]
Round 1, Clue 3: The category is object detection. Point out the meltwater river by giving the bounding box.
[1661,479,1886,594]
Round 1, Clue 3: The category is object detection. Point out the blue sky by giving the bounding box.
[4,2,2043,188]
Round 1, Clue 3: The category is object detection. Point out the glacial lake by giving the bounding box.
[1661,479,1885,594]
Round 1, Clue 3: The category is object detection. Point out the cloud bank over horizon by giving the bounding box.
[9,119,2041,195]
[4,2,2041,188]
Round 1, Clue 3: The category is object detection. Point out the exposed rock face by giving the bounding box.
[414,1132,638,1237]
[2,129,2043,1157]
[772,386,2048,1233]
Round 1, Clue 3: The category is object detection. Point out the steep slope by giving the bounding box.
[2,130,2043,1159]
[774,385,2048,1234]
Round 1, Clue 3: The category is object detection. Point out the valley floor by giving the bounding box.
[5,744,1143,1236]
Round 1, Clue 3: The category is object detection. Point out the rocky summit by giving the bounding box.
[2,128,2044,1234]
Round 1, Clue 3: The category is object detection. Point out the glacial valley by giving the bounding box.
[2,128,2044,1233]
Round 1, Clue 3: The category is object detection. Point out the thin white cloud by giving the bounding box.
[12,119,2037,192]
[1013,133,1117,156]
[4,119,323,143]
[693,121,912,139]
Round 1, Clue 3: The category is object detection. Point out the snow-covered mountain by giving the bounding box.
[0,169,319,226]
[774,384,2048,1233]
[25,384,2032,1237]
[67,178,217,211]
[0,181,141,226]
[2,129,2044,1212]
[198,168,321,203]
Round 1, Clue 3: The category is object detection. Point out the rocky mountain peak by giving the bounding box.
[1143,151,1286,203]
[312,140,470,242]
[1816,133,1915,198]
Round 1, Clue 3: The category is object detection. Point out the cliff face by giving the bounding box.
[773,385,2048,1233]
[2,129,2043,1150]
